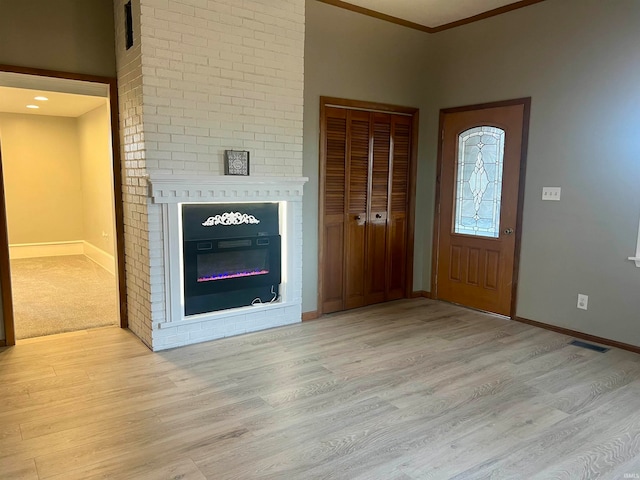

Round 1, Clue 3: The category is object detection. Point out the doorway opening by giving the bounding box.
[0,67,127,344]
[432,98,530,317]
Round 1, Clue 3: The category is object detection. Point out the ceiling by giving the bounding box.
[319,0,543,31]
[0,72,109,118]
[0,86,107,118]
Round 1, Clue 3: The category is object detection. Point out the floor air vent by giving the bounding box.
[569,339,610,353]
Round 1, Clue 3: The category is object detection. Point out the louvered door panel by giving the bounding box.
[321,100,415,315]
[322,107,347,313]
[345,110,370,309]
[366,113,391,305]
[325,110,347,216]
[347,111,370,215]
[370,114,390,213]
[387,116,412,298]
[391,118,411,214]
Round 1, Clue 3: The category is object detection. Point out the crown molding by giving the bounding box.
[315,0,547,34]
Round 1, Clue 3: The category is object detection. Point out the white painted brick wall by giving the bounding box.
[140,0,305,177]
[114,0,305,350]
[114,0,153,348]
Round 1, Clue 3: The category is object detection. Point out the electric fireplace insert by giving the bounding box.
[182,203,281,315]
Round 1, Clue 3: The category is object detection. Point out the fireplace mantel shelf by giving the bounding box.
[148,174,308,204]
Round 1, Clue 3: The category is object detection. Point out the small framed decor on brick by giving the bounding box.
[224,150,250,176]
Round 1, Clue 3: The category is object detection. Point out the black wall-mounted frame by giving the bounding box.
[224,150,250,176]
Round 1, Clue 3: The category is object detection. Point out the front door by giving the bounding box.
[434,99,530,316]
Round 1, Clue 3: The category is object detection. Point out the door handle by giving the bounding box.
[375,213,382,219]
[504,228,514,235]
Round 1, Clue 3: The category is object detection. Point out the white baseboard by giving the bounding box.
[83,241,115,275]
[9,241,115,276]
[9,241,84,259]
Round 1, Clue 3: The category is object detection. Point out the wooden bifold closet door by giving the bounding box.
[320,100,416,315]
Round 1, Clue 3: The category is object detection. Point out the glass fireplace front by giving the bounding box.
[182,203,281,315]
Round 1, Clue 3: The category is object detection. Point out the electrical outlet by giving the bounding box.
[577,294,588,310]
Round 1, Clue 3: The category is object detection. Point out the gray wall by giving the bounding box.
[305,0,640,347]
[0,0,116,77]
[427,0,640,344]
[303,0,433,311]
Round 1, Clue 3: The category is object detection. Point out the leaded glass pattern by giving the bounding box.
[454,126,505,238]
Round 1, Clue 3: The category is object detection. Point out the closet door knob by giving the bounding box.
[375,213,382,219]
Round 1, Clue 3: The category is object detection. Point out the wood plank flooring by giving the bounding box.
[2,298,640,479]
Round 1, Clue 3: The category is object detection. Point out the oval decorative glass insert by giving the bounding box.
[454,126,505,238]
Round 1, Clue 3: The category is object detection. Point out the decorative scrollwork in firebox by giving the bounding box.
[201,212,261,227]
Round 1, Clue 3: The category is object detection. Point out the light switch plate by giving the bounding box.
[542,187,561,201]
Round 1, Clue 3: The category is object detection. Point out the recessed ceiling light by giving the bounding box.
[26,104,40,109]
[34,96,49,101]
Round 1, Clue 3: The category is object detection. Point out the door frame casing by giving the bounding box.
[431,97,531,318]
[0,64,128,345]
[318,96,419,316]
[0,147,14,347]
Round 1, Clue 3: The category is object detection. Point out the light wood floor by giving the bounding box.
[2,299,640,479]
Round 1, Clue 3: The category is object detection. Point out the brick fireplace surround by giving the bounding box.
[149,174,306,350]
[114,0,306,350]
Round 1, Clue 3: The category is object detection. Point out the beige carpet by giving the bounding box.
[10,255,118,339]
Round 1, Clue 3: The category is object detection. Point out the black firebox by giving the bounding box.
[182,203,281,316]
